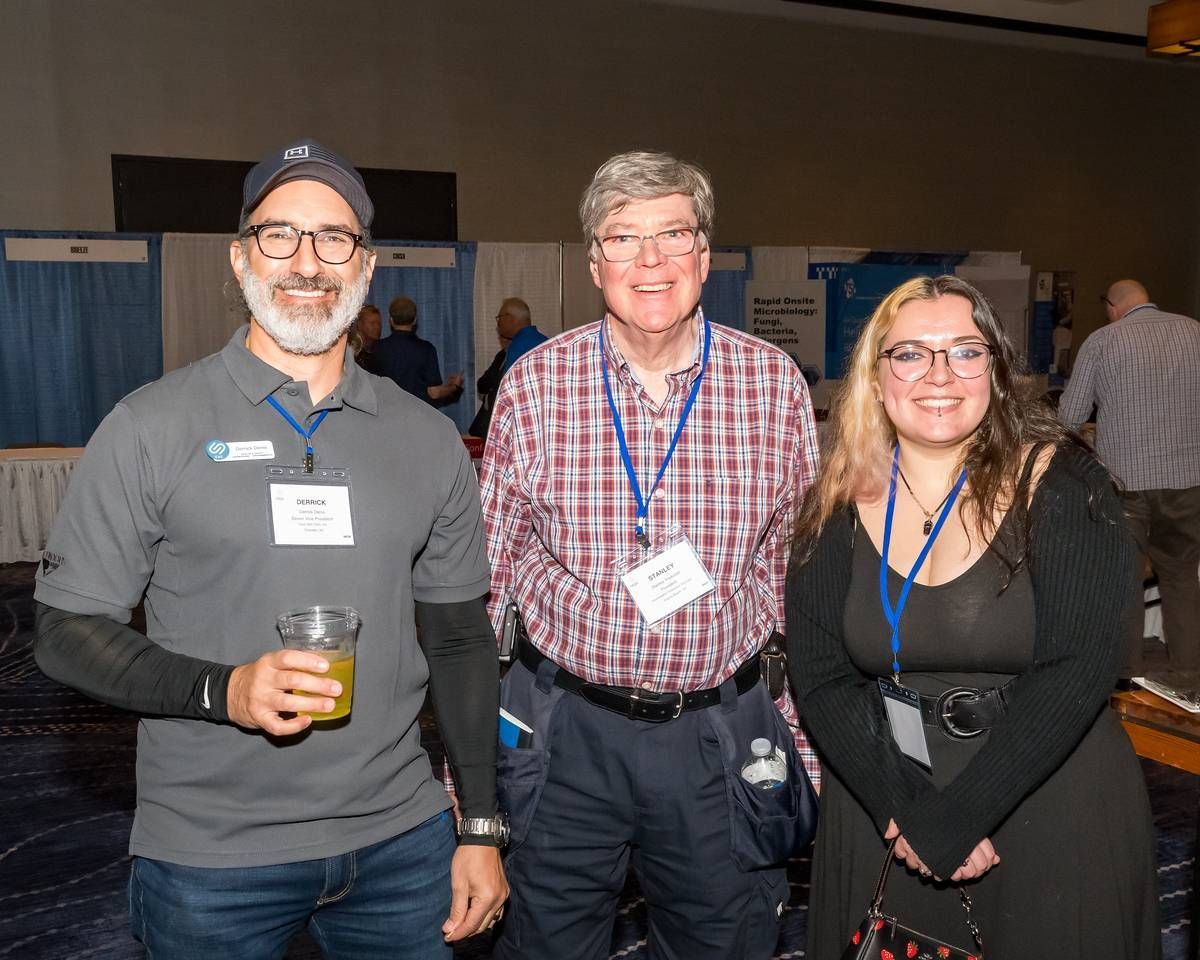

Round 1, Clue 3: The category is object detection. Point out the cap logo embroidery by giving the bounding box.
[283,145,309,161]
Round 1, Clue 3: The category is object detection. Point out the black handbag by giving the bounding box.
[840,839,984,960]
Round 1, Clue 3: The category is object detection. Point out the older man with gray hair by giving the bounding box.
[480,151,820,959]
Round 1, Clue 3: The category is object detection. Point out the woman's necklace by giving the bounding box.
[895,466,954,536]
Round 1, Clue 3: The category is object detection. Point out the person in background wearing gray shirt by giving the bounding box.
[1059,279,1200,675]
[32,139,507,959]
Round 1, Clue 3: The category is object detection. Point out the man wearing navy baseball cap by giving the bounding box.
[34,139,508,958]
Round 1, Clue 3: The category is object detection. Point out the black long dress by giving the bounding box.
[805,512,1161,958]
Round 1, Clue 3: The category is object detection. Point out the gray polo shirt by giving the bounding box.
[35,326,490,867]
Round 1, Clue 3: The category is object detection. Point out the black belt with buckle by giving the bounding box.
[517,641,760,723]
[919,682,1014,739]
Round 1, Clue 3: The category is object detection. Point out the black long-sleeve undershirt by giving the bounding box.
[415,598,499,824]
[35,603,236,721]
[35,597,498,824]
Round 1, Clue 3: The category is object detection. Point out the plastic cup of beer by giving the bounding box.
[277,606,360,721]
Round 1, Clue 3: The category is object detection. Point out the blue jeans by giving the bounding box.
[129,813,454,960]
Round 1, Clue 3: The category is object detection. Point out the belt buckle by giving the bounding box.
[939,688,984,739]
[628,688,685,723]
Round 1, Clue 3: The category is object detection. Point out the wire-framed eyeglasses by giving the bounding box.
[596,227,698,262]
[242,223,364,265]
[877,341,994,382]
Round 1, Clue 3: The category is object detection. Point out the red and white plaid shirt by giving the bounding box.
[480,311,822,785]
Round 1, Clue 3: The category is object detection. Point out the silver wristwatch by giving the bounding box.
[457,813,510,846]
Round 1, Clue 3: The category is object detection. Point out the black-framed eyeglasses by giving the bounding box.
[242,223,363,265]
[596,227,698,263]
[877,341,994,382]
[1100,295,1114,308]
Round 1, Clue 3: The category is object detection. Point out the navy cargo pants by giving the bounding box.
[492,658,791,960]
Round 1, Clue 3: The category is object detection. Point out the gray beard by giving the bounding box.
[239,251,371,356]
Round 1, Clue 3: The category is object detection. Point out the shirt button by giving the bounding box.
[286,387,299,397]
[653,419,666,432]
[653,487,666,500]
[641,681,655,690]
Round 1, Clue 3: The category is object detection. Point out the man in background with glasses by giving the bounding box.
[494,296,547,372]
[480,151,820,959]
[1059,279,1200,678]
[33,138,507,958]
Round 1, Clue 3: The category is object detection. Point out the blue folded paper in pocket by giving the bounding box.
[499,707,534,749]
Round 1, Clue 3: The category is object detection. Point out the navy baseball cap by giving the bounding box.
[240,139,374,231]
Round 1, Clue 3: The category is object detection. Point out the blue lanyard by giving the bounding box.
[265,395,329,473]
[599,316,711,548]
[879,446,967,681]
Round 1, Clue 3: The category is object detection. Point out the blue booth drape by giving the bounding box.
[0,231,163,448]
[367,241,477,434]
[700,246,753,332]
[811,262,927,378]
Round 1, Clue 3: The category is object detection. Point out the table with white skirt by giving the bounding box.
[0,448,83,564]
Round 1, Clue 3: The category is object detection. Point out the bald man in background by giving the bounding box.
[1059,279,1200,675]
[375,296,464,406]
[494,296,547,372]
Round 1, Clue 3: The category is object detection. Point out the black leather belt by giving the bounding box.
[517,641,760,723]
[919,683,1013,739]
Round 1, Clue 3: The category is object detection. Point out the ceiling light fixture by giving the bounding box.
[1148,0,1200,58]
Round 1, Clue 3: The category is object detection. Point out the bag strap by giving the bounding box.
[868,837,900,915]
[871,838,986,955]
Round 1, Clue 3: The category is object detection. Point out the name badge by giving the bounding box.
[206,440,275,462]
[616,524,715,625]
[265,465,355,548]
[877,677,931,770]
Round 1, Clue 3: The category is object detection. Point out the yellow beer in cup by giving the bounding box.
[277,606,360,721]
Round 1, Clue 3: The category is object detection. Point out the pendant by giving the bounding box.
[922,518,932,537]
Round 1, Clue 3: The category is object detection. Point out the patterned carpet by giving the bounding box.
[0,561,1192,959]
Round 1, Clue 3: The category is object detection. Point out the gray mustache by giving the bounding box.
[271,275,342,293]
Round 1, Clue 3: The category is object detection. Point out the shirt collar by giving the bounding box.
[1118,303,1157,321]
[600,308,707,387]
[221,323,379,415]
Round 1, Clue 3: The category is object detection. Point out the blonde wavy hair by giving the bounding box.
[793,274,1077,566]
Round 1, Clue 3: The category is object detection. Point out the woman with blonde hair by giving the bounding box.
[787,275,1158,957]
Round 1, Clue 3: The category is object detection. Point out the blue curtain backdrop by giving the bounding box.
[811,261,960,378]
[0,231,163,448]
[367,241,477,434]
[700,246,752,332]
[809,253,967,378]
